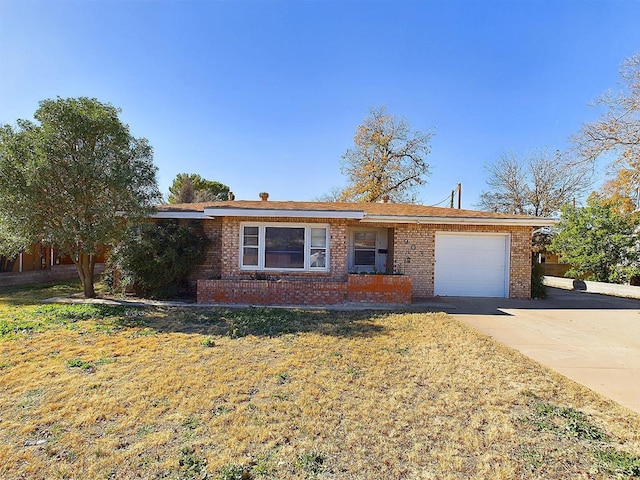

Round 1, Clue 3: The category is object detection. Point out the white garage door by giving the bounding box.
[435,233,509,297]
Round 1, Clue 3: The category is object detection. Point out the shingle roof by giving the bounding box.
[155,200,555,225]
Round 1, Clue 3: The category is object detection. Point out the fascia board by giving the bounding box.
[361,215,559,226]
[203,207,365,219]
[150,211,210,219]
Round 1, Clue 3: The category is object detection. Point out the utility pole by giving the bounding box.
[457,183,462,209]
[450,189,455,208]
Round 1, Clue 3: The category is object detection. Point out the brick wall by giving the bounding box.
[392,224,532,299]
[508,226,533,299]
[220,217,349,281]
[197,274,412,305]
[392,224,435,298]
[198,278,347,304]
[346,274,412,304]
[194,216,532,302]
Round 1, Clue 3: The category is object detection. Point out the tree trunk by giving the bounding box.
[74,253,96,298]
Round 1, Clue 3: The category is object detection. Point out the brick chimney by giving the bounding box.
[259,192,269,201]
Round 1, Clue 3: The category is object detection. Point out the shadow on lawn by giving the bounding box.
[0,281,83,306]
[117,306,390,338]
[0,283,391,339]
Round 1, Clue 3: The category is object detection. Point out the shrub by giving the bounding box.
[531,258,547,299]
[104,221,209,299]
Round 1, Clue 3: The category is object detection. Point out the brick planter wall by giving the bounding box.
[197,274,413,305]
[346,274,412,304]
[197,278,347,305]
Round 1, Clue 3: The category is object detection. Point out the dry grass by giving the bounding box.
[0,283,639,480]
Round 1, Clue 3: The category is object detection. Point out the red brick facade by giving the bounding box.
[391,223,532,299]
[198,278,348,305]
[194,217,532,304]
[346,274,412,304]
[197,274,412,305]
[219,217,348,281]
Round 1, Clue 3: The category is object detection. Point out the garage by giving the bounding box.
[434,233,510,297]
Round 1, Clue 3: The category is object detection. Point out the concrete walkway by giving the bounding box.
[446,288,640,414]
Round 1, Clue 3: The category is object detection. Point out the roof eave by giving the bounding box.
[361,214,559,226]
[151,211,210,219]
[203,207,365,219]
[152,208,558,226]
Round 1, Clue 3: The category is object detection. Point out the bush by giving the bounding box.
[531,259,547,299]
[104,221,209,299]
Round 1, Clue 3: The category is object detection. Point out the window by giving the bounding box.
[353,231,376,267]
[265,227,304,269]
[242,226,259,267]
[309,227,327,268]
[240,223,329,271]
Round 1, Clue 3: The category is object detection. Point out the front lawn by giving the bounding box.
[0,284,639,479]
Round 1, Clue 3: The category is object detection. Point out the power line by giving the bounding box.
[428,194,452,207]
[427,184,460,208]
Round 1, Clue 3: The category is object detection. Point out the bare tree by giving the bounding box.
[315,186,345,202]
[478,150,591,217]
[334,106,434,203]
[573,53,640,208]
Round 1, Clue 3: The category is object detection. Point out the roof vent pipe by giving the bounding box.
[259,192,269,201]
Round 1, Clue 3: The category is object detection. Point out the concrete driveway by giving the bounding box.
[441,288,640,414]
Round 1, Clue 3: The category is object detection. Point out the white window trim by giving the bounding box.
[239,222,330,272]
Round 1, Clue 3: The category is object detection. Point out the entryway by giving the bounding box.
[347,227,390,273]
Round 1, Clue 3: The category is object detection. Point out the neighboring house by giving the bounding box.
[154,196,554,305]
[0,243,104,287]
[537,251,572,277]
[1,242,59,273]
[0,243,106,274]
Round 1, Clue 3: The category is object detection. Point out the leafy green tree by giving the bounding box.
[168,173,230,203]
[105,221,209,299]
[0,222,27,272]
[550,194,639,283]
[0,97,161,297]
[333,106,433,203]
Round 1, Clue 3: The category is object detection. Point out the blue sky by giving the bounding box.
[1,0,638,207]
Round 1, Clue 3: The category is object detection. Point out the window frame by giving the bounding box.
[239,222,330,272]
[353,231,377,267]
